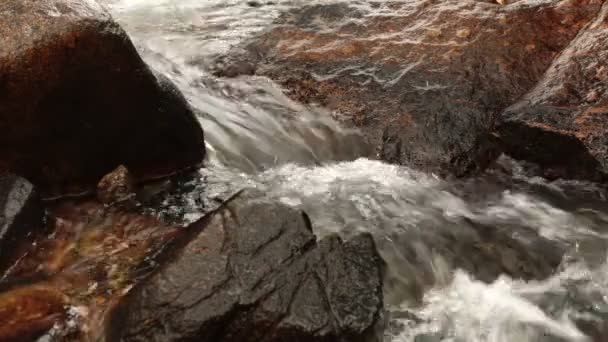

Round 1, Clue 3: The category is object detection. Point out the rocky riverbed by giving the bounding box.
[0,0,607,341]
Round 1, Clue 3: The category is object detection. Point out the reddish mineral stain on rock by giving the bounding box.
[0,284,67,341]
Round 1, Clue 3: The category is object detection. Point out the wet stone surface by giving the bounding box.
[97,165,136,206]
[0,198,179,341]
[108,190,385,342]
[0,174,44,275]
[215,0,604,178]
[499,2,608,182]
[0,284,67,342]
[0,0,205,197]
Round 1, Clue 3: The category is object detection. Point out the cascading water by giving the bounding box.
[103,1,608,341]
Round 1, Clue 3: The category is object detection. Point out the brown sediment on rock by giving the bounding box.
[0,284,67,342]
[499,1,608,181]
[0,188,385,341]
[0,0,206,197]
[215,0,604,177]
[0,197,180,340]
[8,199,178,281]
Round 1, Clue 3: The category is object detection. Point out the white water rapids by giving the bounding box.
[103,1,608,341]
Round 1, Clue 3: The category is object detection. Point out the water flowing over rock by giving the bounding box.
[0,0,206,197]
[2,0,608,340]
[499,1,608,182]
[215,0,604,177]
[0,197,180,341]
[107,191,384,342]
[0,284,67,342]
[0,174,44,274]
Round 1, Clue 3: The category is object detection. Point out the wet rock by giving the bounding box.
[0,284,67,342]
[0,174,44,274]
[107,191,384,342]
[499,2,608,182]
[97,165,136,205]
[219,0,602,176]
[575,318,608,342]
[0,198,180,340]
[247,0,263,7]
[213,60,257,78]
[0,0,206,197]
[7,199,178,280]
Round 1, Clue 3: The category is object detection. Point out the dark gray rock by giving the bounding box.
[0,0,205,197]
[107,191,384,342]
[0,174,44,274]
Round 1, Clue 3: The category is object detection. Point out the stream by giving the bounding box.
[102,1,608,341]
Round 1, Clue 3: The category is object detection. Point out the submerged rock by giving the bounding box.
[0,174,44,274]
[216,0,602,176]
[0,284,67,342]
[380,217,566,306]
[0,0,205,197]
[0,197,180,340]
[499,2,608,182]
[107,191,384,342]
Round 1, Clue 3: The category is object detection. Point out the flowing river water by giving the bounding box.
[100,1,608,341]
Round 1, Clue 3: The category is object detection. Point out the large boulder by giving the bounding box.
[498,2,608,181]
[215,0,603,176]
[107,191,384,342]
[0,0,205,197]
[0,174,44,274]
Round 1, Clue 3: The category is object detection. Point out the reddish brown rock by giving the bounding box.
[499,2,608,181]
[1,198,180,340]
[216,0,603,176]
[0,284,67,342]
[0,0,205,197]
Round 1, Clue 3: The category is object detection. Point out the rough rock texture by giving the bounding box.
[107,191,384,342]
[499,1,608,181]
[0,0,205,196]
[97,165,136,205]
[0,174,44,274]
[216,0,603,176]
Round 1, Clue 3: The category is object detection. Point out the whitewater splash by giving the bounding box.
[393,270,587,342]
[256,159,608,342]
[148,157,608,342]
[103,0,608,341]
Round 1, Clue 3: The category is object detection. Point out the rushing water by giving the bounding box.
[103,1,608,341]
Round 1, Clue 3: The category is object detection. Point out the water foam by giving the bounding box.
[103,1,608,341]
